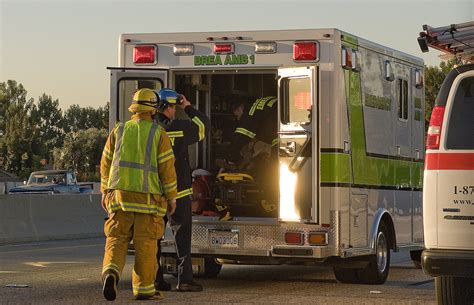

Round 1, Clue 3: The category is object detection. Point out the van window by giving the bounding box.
[398,79,408,120]
[446,76,474,149]
[281,77,312,124]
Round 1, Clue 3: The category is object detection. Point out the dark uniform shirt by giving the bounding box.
[161,106,210,199]
[227,96,278,163]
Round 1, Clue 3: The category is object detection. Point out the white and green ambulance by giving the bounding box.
[109,28,425,284]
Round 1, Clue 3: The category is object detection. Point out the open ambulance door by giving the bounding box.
[278,66,318,223]
[108,68,168,129]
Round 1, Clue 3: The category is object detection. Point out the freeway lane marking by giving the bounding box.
[0,243,103,254]
[24,261,88,268]
[0,271,21,274]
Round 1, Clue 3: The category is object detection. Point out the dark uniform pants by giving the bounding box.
[157,195,193,284]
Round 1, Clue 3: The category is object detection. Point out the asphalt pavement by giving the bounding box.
[0,238,435,305]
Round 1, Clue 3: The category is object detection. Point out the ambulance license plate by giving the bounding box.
[208,230,239,248]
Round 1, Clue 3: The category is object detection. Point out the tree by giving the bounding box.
[424,59,456,125]
[53,128,107,181]
[0,81,37,177]
[30,94,64,161]
[62,104,108,133]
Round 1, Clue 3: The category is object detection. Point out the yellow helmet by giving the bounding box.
[128,88,158,113]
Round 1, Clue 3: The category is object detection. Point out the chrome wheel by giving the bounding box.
[376,231,388,273]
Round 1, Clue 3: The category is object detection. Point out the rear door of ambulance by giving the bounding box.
[108,44,168,128]
[108,68,168,128]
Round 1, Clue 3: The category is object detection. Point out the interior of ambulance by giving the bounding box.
[119,71,281,219]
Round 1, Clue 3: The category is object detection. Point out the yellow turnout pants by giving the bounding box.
[102,209,164,298]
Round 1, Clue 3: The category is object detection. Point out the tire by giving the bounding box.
[356,222,391,284]
[333,267,360,284]
[436,276,474,305]
[197,258,222,278]
[410,249,422,269]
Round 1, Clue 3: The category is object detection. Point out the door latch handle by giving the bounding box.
[285,141,296,153]
[280,141,296,154]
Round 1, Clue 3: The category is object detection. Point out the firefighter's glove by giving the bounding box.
[168,199,177,216]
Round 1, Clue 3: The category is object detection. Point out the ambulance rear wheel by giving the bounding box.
[198,258,222,278]
[356,222,391,284]
[333,267,359,283]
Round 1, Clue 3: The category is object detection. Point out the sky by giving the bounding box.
[0,0,472,110]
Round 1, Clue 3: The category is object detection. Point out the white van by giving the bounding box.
[418,21,474,305]
[422,63,474,304]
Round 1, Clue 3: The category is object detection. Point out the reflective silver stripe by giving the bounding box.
[110,124,124,188]
[118,160,157,172]
[167,131,184,137]
[267,97,277,107]
[142,123,158,193]
[192,116,205,141]
[157,149,174,164]
[176,187,193,199]
[235,127,256,138]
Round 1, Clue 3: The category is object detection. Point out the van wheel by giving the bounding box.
[197,258,222,278]
[333,267,359,283]
[410,250,422,269]
[436,276,474,305]
[356,222,391,284]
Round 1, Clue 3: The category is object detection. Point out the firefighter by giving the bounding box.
[154,88,210,292]
[217,96,278,216]
[218,96,278,169]
[100,88,178,301]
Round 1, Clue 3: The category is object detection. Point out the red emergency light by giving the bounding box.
[293,42,318,61]
[213,43,234,54]
[133,45,156,64]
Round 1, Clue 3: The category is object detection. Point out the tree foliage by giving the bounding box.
[0,81,37,177]
[53,128,108,181]
[424,59,456,124]
[30,94,64,160]
[0,80,108,180]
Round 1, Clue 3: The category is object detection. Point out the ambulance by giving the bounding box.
[418,21,474,304]
[110,28,425,284]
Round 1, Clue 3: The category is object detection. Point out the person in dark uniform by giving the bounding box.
[154,88,210,292]
[218,96,278,168]
[216,96,279,216]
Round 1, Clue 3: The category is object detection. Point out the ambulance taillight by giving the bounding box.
[293,42,318,61]
[426,105,446,150]
[133,45,156,64]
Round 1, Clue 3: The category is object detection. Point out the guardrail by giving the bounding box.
[1,182,102,194]
[0,194,106,244]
